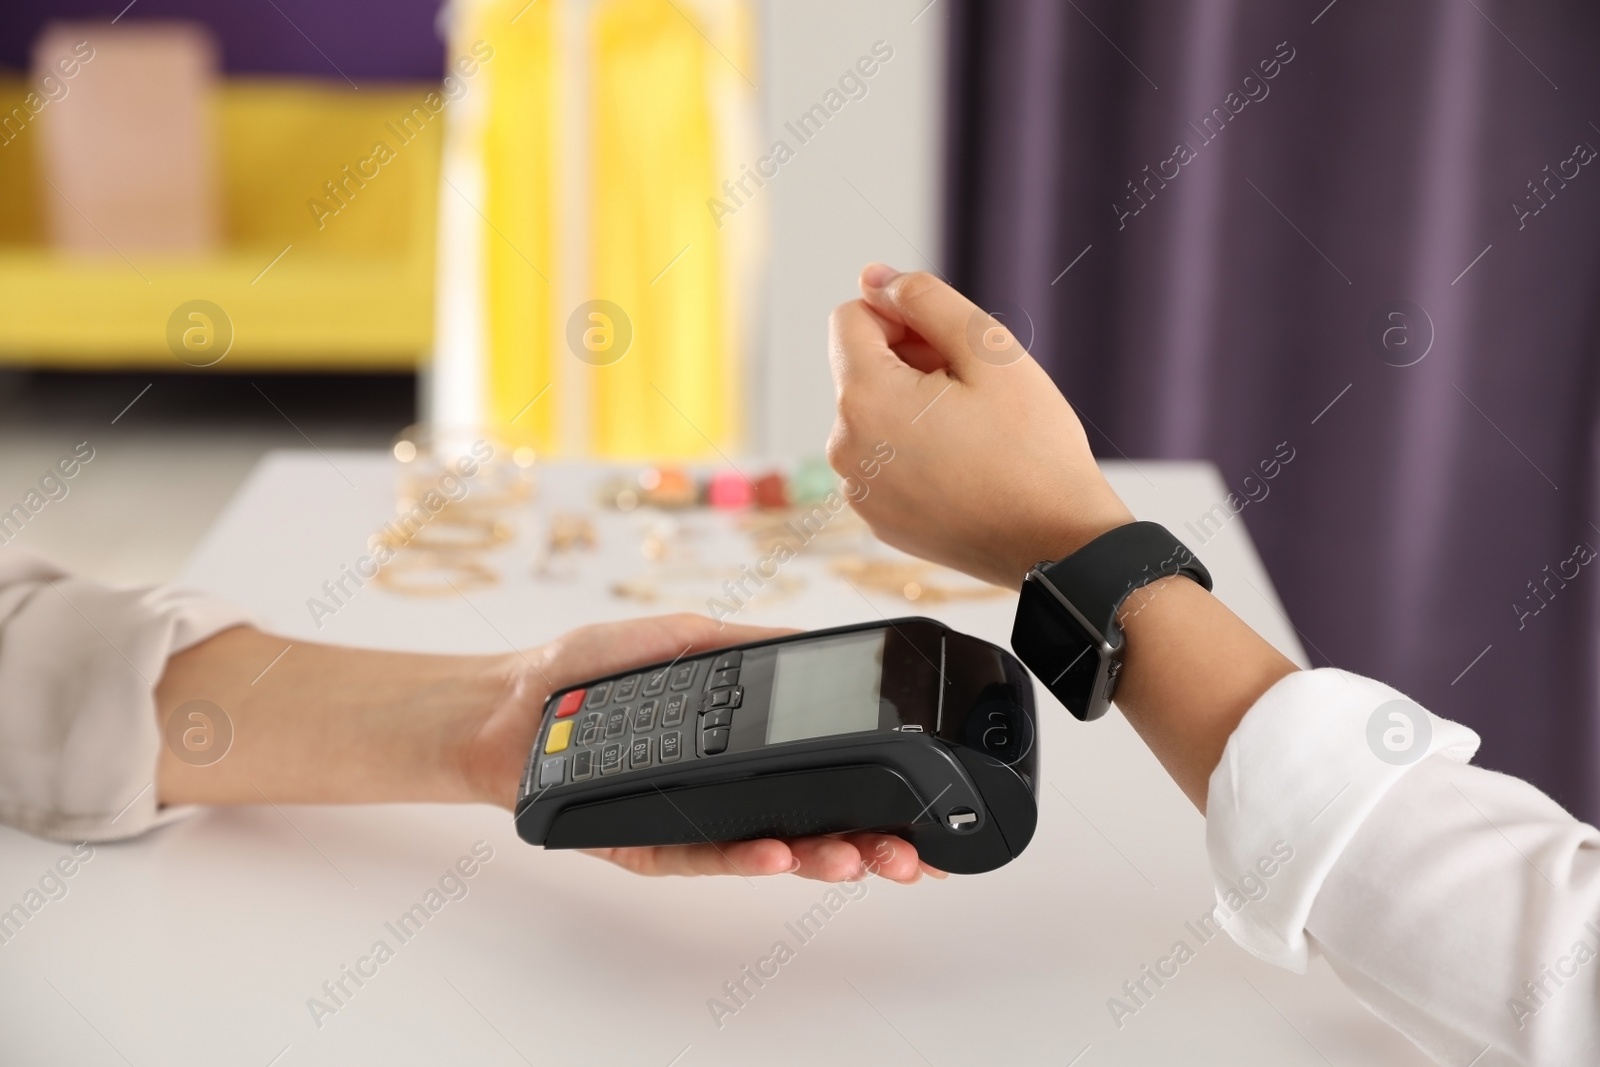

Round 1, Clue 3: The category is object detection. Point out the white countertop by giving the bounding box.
[0,453,1428,1066]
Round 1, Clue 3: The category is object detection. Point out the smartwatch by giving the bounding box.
[1010,521,1211,721]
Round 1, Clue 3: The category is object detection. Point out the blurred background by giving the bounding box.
[0,0,941,573]
[3,0,1599,824]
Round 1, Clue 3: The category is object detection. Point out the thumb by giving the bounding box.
[859,265,1020,378]
[543,615,792,689]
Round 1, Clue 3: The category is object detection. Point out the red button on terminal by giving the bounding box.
[555,689,585,718]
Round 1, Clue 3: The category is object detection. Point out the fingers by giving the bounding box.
[764,834,924,884]
[693,838,794,877]
[587,835,932,885]
[664,613,794,653]
[838,833,923,883]
[858,264,987,380]
[583,839,794,878]
[543,614,794,690]
[788,836,870,881]
[828,298,961,473]
[828,298,915,393]
[830,293,954,384]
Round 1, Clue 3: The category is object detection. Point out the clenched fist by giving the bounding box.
[826,264,1133,588]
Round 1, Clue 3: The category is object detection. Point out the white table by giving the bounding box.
[0,453,1429,1066]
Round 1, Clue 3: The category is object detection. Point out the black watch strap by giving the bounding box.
[1036,521,1213,640]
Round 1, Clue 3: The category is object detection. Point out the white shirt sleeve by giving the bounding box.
[0,547,255,843]
[1207,668,1600,1067]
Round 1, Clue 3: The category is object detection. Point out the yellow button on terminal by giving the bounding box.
[545,720,573,754]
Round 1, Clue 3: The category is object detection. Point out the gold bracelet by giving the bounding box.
[374,514,514,553]
[372,554,499,597]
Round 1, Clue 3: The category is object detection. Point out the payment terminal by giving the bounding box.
[514,618,1038,874]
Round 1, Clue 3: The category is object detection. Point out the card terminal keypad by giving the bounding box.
[531,650,747,793]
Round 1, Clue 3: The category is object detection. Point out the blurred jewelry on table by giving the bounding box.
[548,512,598,553]
[371,553,498,596]
[375,425,534,597]
[829,556,1007,603]
[532,512,599,580]
[610,564,803,609]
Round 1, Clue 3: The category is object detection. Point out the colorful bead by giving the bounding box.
[707,470,755,509]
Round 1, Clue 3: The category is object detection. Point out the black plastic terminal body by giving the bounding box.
[514,618,1039,875]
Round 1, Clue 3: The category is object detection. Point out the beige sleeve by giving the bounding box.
[0,548,255,842]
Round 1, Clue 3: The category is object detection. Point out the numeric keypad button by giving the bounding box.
[659,731,682,761]
[634,699,658,731]
[538,756,566,787]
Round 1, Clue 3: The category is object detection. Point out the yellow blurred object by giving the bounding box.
[0,76,439,369]
[443,0,756,458]
[589,0,740,457]
[476,0,559,454]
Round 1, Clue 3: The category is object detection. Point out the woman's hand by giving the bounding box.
[156,617,936,885]
[459,613,937,884]
[827,264,1134,588]
[826,264,1298,811]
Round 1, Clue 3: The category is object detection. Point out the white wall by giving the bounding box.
[748,0,947,457]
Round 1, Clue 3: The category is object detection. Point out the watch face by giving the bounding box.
[1011,574,1106,720]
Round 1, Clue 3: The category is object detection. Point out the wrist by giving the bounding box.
[1017,500,1136,578]
[449,650,555,811]
[1112,575,1298,810]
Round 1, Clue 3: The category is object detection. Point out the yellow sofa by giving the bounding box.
[0,78,439,370]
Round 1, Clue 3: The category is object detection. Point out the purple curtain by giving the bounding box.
[946,0,1600,820]
[0,0,446,80]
